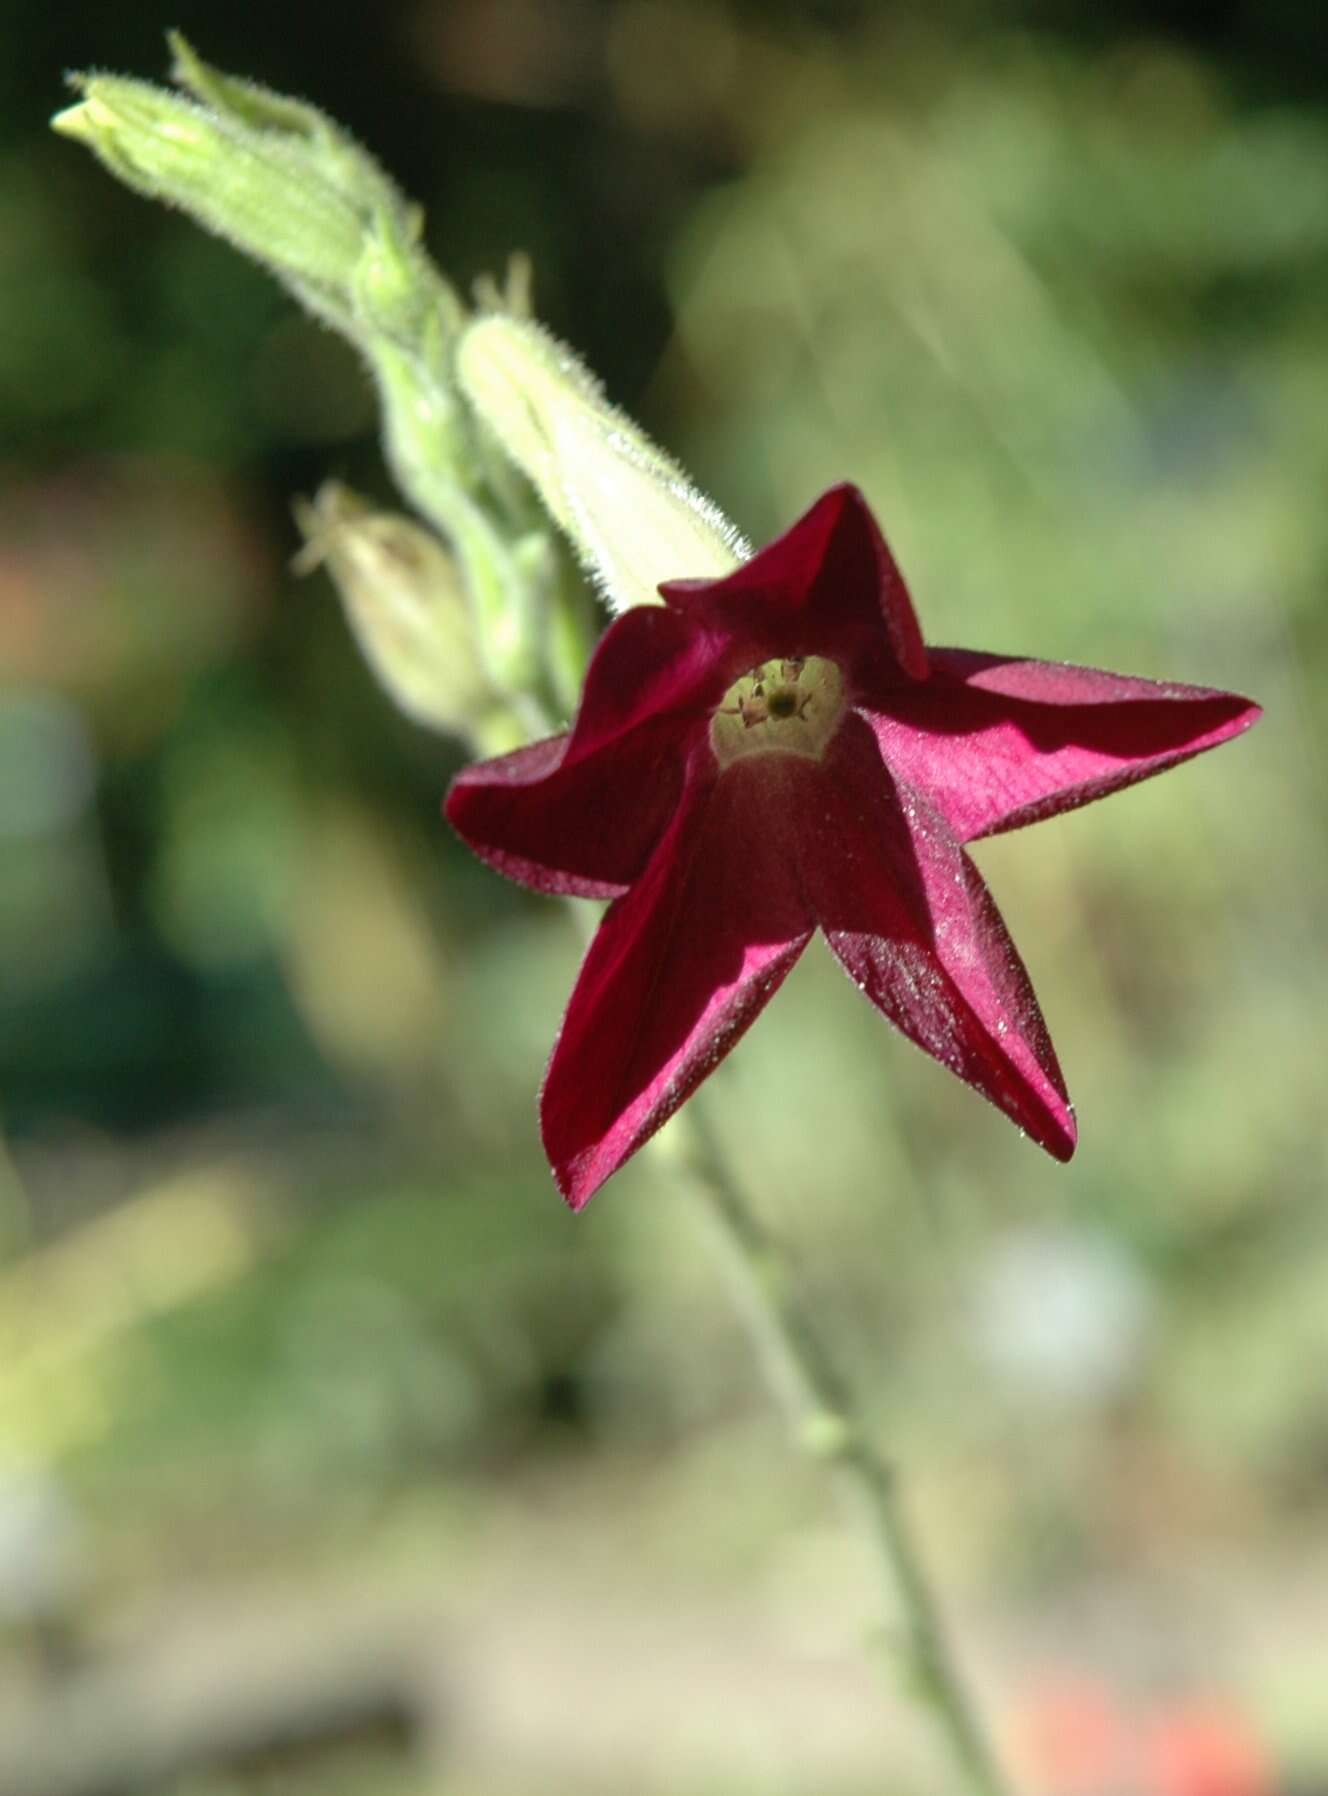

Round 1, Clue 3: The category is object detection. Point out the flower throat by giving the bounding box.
[710,655,846,768]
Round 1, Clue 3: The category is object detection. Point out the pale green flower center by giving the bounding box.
[710,655,847,769]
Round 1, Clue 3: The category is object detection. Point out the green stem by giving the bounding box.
[669,1097,1015,1796]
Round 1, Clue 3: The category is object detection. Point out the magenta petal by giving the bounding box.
[542,762,816,1208]
[873,650,1261,844]
[563,597,727,751]
[661,484,928,684]
[447,721,689,898]
[446,604,722,896]
[806,717,1076,1160]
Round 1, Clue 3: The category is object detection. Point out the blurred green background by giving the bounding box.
[1,1,1324,1792]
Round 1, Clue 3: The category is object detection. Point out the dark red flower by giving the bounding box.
[446,485,1259,1208]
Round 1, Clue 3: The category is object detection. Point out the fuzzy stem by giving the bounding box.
[668,1096,1015,1796]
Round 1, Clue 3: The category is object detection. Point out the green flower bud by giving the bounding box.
[456,315,749,613]
[166,32,409,233]
[293,482,500,740]
[53,76,365,306]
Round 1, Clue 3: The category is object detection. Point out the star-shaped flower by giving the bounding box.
[446,485,1259,1208]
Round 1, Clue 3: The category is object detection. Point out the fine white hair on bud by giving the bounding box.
[455,314,750,613]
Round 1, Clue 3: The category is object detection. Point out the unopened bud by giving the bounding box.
[167,32,409,233]
[456,315,749,613]
[293,483,499,739]
[53,76,364,307]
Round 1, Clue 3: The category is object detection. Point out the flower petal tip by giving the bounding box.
[997,1087,1077,1165]
[1237,698,1263,731]
[558,1179,591,1214]
[1196,689,1262,758]
[1046,1114,1078,1164]
[1022,1087,1077,1163]
[550,1150,608,1213]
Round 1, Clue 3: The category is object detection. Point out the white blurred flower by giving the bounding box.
[972,1225,1154,1409]
[0,1459,82,1623]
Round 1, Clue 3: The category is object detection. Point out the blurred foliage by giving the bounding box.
[1,0,1326,1792]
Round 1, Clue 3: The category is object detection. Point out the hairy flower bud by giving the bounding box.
[456,315,750,613]
[293,483,501,741]
[166,32,409,232]
[53,77,366,311]
[53,40,469,357]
